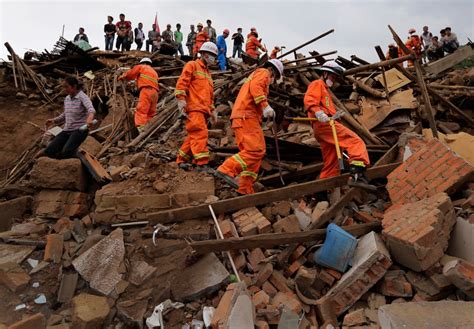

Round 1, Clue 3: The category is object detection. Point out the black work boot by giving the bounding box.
[178,163,194,171]
[348,164,368,183]
[196,164,212,173]
[212,170,239,189]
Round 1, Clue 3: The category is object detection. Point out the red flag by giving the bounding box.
[154,13,161,34]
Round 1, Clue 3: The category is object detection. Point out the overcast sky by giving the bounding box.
[0,0,473,63]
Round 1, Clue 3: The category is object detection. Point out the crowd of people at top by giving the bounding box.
[385,26,460,67]
[72,14,284,71]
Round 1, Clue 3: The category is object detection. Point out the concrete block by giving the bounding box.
[30,157,88,191]
[448,216,474,263]
[378,301,474,329]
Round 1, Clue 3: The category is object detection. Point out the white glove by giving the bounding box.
[315,110,330,123]
[177,99,187,111]
[263,105,275,118]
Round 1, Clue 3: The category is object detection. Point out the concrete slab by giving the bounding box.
[378,301,474,329]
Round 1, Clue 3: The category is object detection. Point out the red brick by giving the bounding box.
[254,263,273,287]
[252,290,270,310]
[285,257,306,277]
[255,320,270,329]
[269,271,291,293]
[44,233,64,263]
[0,264,30,292]
[248,248,265,271]
[290,245,306,263]
[262,281,278,298]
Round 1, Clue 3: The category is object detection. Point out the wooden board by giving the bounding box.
[425,45,474,76]
[147,163,400,224]
[189,222,380,253]
[374,68,411,93]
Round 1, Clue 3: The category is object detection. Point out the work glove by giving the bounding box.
[263,105,275,119]
[177,99,188,120]
[315,110,330,123]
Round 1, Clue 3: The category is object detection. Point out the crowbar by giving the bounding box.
[272,119,285,186]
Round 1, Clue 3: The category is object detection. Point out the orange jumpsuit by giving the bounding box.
[218,68,271,194]
[304,80,369,179]
[122,64,159,127]
[405,35,422,67]
[246,35,265,58]
[270,49,278,59]
[175,59,214,165]
[193,30,209,56]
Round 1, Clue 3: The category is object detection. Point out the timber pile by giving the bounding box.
[0,26,473,328]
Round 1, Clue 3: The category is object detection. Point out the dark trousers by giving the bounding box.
[116,36,130,51]
[44,129,88,159]
[233,44,243,58]
[136,39,143,50]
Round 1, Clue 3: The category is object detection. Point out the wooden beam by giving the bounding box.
[148,163,400,224]
[343,55,413,76]
[346,75,386,98]
[283,51,338,65]
[424,45,474,76]
[388,25,438,139]
[190,222,380,253]
[260,162,323,186]
[278,29,335,59]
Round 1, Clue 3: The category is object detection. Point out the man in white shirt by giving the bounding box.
[442,27,459,54]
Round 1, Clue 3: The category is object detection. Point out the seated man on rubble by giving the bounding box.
[158,33,178,56]
[38,76,95,159]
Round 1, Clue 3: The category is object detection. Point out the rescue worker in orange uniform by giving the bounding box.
[405,28,422,67]
[193,22,210,59]
[214,59,284,194]
[175,42,218,170]
[270,46,280,59]
[304,61,370,181]
[246,31,266,59]
[118,57,159,132]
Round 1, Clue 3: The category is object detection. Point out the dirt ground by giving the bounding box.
[0,82,62,177]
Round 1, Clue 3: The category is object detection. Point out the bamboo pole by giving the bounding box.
[278,29,335,59]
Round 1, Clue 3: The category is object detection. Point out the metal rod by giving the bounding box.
[208,205,241,282]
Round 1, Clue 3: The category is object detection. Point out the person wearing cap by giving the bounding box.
[246,30,266,59]
[193,23,210,59]
[216,29,230,71]
[270,46,280,59]
[204,19,217,43]
[186,24,197,57]
[304,62,369,181]
[405,28,422,67]
[214,59,284,194]
[232,28,244,58]
[118,58,159,132]
[175,42,218,170]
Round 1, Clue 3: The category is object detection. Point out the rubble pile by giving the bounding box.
[0,29,473,329]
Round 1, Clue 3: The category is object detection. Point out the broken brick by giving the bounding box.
[0,262,30,292]
[273,215,301,233]
[8,312,46,329]
[252,290,270,310]
[254,262,273,287]
[44,233,64,264]
[382,193,456,271]
[262,281,278,298]
[377,270,413,297]
[443,259,474,297]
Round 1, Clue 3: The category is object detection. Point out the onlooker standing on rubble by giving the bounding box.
[442,27,459,53]
[427,36,444,61]
[162,24,174,41]
[74,28,89,43]
[186,24,197,57]
[231,28,244,58]
[174,23,184,56]
[118,58,159,132]
[193,23,209,59]
[246,30,266,59]
[420,25,433,63]
[214,59,284,194]
[40,76,95,159]
[303,62,370,181]
[204,19,217,43]
[134,23,145,50]
[116,14,132,51]
[146,24,159,52]
[104,16,115,50]
[158,33,178,56]
[405,28,422,67]
[175,42,218,171]
[270,46,280,59]
[217,29,229,71]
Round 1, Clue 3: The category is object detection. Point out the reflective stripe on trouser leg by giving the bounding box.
[176,138,193,164]
[186,112,209,165]
[135,88,157,127]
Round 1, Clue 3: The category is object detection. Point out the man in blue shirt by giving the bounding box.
[216,29,229,71]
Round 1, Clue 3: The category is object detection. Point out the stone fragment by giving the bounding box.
[72,293,111,329]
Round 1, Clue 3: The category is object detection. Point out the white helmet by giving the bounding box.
[317,61,344,76]
[199,42,218,56]
[265,59,284,78]
[140,57,152,64]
